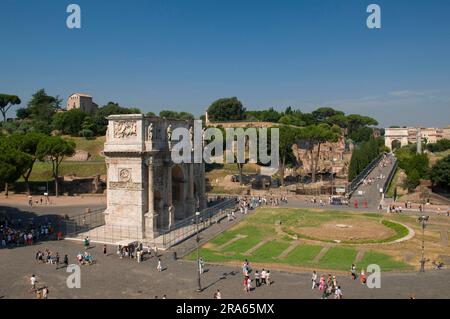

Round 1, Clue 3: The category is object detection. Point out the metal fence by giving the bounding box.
[62,208,106,238]
[346,152,385,197]
[156,197,237,248]
[63,197,237,249]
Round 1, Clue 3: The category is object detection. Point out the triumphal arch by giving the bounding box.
[103,114,207,240]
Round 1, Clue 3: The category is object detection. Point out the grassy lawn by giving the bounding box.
[25,161,106,181]
[14,136,107,183]
[64,136,106,161]
[221,226,264,253]
[357,251,412,271]
[386,167,405,198]
[251,241,290,263]
[282,244,323,265]
[318,247,358,271]
[184,207,418,272]
[381,220,410,242]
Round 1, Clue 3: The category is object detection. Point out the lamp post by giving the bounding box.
[195,210,202,292]
[418,215,429,273]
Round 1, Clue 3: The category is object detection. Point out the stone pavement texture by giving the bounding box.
[1,240,449,299]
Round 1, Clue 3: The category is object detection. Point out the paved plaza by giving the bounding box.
[1,185,449,299]
[1,238,450,299]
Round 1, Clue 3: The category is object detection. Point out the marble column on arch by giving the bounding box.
[144,157,158,238]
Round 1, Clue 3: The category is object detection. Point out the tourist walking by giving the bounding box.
[55,253,60,269]
[83,237,90,250]
[311,271,318,289]
[255,270,260,287]
[30,274,37,291]
[103,244,107,256]
[360,270,366,285]
[198,258,205,274]
[334,286,343,299]
[350,264,357,280]
[63,254,69,268]
[266,270,271,285]
[243,276,250,293]
[137,250,141,263]
[261,269,267,285]
[42,286,49,299]
[157,258,162,272]
[214,289,222,299]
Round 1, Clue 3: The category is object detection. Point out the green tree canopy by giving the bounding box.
[346,114,378,136]
[92,102,141,135]
[0,94,21,122]
[207,97,246,122]
[52,109,88,136]
[0,136,32,188]
[348,138,381,181]
[431,155,450,192]
[312,107,344,123]
[245,108,282,122]
[26,89,61,123]
[159,110,195,121]
[10,132,47,194]
[37,136,76,197]
[427,139,450,153]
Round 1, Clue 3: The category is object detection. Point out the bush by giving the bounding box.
[396,147,430,180]
[79,129,95,140]
[427,139,450,153]
[404,168,421,191]
[431,155,450,192]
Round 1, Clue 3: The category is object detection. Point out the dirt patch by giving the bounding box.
[202,242,216,250]
[295,220,396,242]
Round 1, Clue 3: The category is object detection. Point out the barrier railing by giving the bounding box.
[63,197,238,249]
[346,153,386,198]
[156,197,237,248]
[62,208,106,237]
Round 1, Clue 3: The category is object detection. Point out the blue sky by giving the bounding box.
[1,0,449,127]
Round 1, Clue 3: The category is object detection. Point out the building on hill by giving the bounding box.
[442,126,450,140]
[66,93,98,114]
[385,126,450,150]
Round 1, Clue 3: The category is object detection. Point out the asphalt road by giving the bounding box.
[350,153,397,209]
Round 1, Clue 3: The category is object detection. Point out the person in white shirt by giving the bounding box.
[157,258,162,272]
[30,274,36,290]
[335,286,343,299]
[42,286,49,299]
[311,271,318,289]
[261,269,267,285]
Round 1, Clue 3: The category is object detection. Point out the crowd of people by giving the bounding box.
[309,263,369,299]
[27,195,51,207]
[240,259,273,293]
[1,215,59,248]
[35,249,69,269]
[225,195,288,222]
[311,271,343,299]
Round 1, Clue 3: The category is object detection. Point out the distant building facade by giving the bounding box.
[385,126,450,150]
[66,93,98,114]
